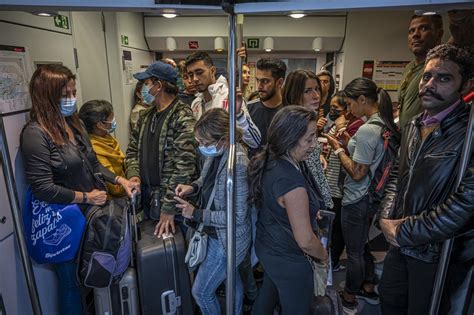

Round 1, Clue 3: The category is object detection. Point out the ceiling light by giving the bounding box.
[289,13,306,19]
[312,37,323,52]
[414,9,440,16]
[214,37,225,52]
[166,37,177,51]
[263,37,274,52]
[162,13,177,19]
[32,12,57,17]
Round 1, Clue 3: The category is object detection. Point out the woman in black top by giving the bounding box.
[249,106,328,314]
[21,64,139,315]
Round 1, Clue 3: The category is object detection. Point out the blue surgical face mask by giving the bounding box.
[60,97,77,117]
[199,144,224,157]
[103,117,117,134]
[141,83,156,105]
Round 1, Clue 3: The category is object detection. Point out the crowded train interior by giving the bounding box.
[0,0,473,314]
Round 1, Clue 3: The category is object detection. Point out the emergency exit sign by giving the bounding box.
[121,35,129,46]
[53,15,69,30]
[247,38,259,49]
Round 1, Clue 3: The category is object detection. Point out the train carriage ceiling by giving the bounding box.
[0,0,473,13]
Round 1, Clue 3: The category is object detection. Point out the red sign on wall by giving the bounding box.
[362,60,375,79]
[188,41,199,49]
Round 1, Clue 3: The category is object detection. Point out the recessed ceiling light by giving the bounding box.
[162,13,177,19]
[32,12,57,17]
[289,13,306,19]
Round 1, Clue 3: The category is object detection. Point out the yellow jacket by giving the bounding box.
[90,133,126,198]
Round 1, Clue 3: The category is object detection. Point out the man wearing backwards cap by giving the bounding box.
[126,61,198,237]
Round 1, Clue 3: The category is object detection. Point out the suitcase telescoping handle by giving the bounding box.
[130,189,139,243]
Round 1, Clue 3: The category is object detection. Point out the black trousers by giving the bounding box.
[379,248,438,315]
[341,195,376,294]
[330,197,345,266]
[252,251,313,315]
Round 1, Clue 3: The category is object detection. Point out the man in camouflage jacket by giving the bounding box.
[126,61,198,236]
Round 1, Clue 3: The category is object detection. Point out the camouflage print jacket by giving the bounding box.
[125,98,198,218]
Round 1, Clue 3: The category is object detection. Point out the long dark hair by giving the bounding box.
[29,64,84,145]
[282,70,321,107]
[194,108,242,143]
[344,77,400,140]
[248,106,317,207]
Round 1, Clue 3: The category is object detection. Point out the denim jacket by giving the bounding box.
[192,143,251,258]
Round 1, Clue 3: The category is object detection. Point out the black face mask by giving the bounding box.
[329,109,342,121]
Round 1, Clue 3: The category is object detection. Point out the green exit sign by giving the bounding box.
[121,35,129,46]
[53,15,69,30]
[247,38,259,49]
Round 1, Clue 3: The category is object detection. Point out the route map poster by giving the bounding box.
[0,45,33,114]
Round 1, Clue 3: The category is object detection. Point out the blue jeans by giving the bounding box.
[192,237,244,315]
[53,261,82,315]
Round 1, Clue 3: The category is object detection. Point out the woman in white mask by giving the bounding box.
[79,99,127,198]
[173,108,251,315]
[20,65,139,315]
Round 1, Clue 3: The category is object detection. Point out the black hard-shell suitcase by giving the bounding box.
[310,210,344,315]
[94,267,140,315]
[136,220,193,315]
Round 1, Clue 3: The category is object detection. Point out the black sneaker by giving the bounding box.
[356,288,380,305]
[339,291,358,314]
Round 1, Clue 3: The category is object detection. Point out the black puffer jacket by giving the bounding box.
[380,101,473,263]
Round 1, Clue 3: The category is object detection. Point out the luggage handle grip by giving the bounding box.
[161,290,181,315]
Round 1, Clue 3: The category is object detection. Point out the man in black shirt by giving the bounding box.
[247,58,287,158]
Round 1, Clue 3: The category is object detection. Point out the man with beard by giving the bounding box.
[247,58,287,158]
[186,51,260,148]
[378,44,474,314]
[398,11,473,130]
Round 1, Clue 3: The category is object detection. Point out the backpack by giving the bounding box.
[367,121,400,204]
[77,198,132,288]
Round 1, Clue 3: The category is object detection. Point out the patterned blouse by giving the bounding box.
[306,141,334,209]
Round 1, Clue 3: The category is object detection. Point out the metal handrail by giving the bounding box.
[223,3,237,314]
[0,116,42,315]
[429,102,474,314]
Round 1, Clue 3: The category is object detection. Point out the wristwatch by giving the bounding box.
[82,192,88,204]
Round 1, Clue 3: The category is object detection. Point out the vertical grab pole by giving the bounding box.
[224,3,237,314]
[237,14,244,92]
[429,102,474,315]
[0,116,42,315]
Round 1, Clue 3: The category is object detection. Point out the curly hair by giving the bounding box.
[426,44,474,84]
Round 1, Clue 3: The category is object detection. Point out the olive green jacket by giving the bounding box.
[125,98,198,218]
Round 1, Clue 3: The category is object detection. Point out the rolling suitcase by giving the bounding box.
[136,220,193,315]
[94,267,140,315]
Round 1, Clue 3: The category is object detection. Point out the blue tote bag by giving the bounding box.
[23,187,86,264]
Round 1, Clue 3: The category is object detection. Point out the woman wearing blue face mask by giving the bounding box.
[79,99,127,198]
[20,65,139,315]
[174,108,251,315]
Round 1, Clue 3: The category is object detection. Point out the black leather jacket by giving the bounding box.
[380,101,473,263]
